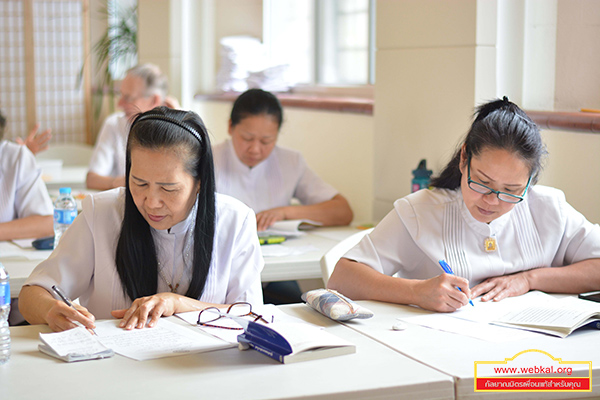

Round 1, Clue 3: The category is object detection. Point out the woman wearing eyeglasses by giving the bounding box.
[328,97,600,312]
[20,107,263,331]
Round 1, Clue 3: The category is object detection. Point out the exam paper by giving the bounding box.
[401,292,553,342]
[405,313,538,342]
[93,319,233,361]
[176,304,311,344]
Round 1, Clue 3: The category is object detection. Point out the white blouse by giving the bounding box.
[0,141,53,222]
[344,186,600,286]
[25,188,264,318]
[87,112,129,177]
[212,140,338,213]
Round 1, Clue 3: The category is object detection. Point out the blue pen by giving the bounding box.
[438,260,474,307]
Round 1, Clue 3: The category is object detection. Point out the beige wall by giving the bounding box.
[374,0,600,224]
[536,0,600,223]
[137,0,600,224]
[373,0,496,219]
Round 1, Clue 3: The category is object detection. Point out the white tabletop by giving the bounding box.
[43,165,88,190]
[261,226,361,282]
[2,226,362,297]
[1,304,454,400]
[344,300,600,399]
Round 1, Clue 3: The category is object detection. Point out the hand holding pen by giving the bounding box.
[51,285,97,334]
[438,260,475,307]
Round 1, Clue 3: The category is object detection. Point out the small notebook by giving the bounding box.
[38,326,114,362]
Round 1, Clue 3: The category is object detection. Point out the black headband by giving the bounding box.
[132,114,203,144]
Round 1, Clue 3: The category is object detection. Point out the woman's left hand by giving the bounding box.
[470,271,532,302]
[111,293,181,330]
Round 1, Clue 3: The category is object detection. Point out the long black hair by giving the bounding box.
[115,106,216,301]
[430,97,547,190]
[230,88,283,129]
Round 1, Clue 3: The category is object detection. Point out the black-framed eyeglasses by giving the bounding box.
[467,157,531,204]
[196,302,270,330]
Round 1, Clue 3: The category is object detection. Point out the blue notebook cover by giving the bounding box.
[236,320,355,364]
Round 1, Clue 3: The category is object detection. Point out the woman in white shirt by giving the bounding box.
[212,89,353,231]
[0,109,53,241]
[20,107,263,331]
[328,97,600,312]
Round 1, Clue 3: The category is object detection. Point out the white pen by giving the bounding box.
[51,285,97,335]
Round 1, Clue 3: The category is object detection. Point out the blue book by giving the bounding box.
[236,320,355,364]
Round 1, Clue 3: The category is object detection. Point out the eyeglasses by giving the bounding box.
[197,302,270,330]
[467,157,531,204]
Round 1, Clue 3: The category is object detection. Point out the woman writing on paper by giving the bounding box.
[212,89,353,231]
[20,107,263,331]
[328,98,600,312]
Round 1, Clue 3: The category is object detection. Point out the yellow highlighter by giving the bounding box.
[259,236,286,245]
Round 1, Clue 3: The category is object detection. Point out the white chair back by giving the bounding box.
[320,228,374,286]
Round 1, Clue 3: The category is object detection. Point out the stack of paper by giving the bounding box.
[215,35,294,93]
[246,64,292,92]
[216,36,266,92]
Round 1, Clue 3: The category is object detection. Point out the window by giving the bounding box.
[263,0,374,87]
[0,0,91,144]
[106,0,137,80]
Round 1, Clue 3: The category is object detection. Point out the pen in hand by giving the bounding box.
[51,285,97,335]
[438,260,475,307]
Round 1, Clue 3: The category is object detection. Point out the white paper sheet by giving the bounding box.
[93,319,232,361]
[401,291,554,342]
[260,244,318,257]
[176,304,310,344]
[0,240,52,260]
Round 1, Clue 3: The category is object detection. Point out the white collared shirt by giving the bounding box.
[25,188,264,318]
[0,140,52,222]
[344,186,600,286]
[212,140,338,213]
[88,112,130,177]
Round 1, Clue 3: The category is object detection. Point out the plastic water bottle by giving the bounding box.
[0,262,10,365]
[53,187,78,249]
[411,159,433,192]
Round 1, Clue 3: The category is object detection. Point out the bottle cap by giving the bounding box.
[412,159,432,179]
[59,187,72,195]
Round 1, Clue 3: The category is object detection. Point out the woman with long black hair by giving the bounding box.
[20,107,263,331]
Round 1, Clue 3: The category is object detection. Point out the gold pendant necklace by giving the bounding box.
[484,236,497,252]
[158,265,181,293]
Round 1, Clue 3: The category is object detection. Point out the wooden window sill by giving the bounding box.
[194,92,374,115]
[193,93,597,133]
[526,110,600,134]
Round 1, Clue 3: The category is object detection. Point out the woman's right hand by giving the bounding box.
[44,300,96,332]
[412,274,472,312]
